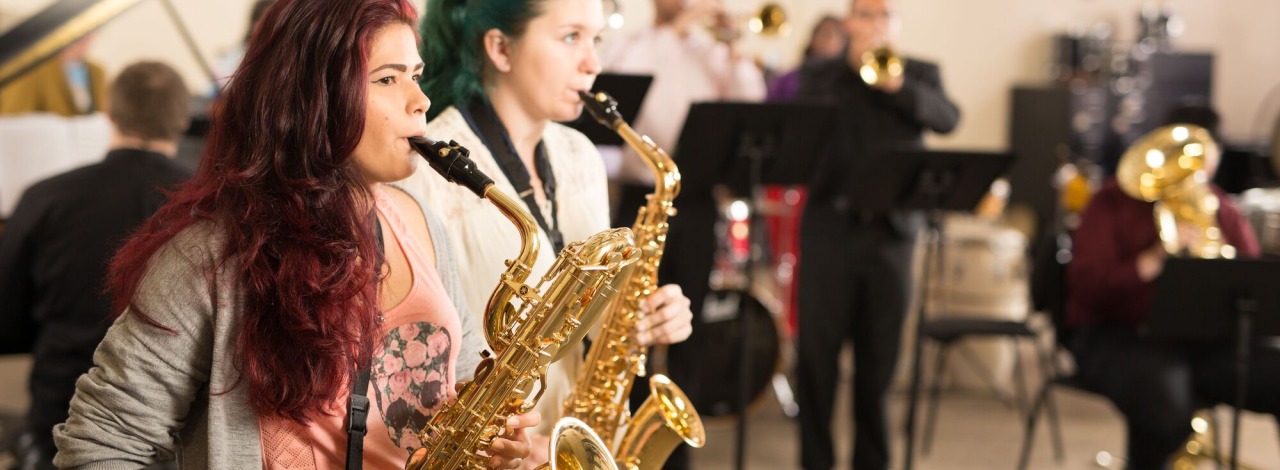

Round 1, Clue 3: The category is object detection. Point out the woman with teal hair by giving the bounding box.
[403,0,695,465]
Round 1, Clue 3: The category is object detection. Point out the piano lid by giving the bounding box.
[0,0,145,88]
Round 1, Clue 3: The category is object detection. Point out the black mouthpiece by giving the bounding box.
[578,90,623,129]
[408,136,493,198]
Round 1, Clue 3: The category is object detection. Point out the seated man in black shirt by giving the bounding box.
[0,61,193,470]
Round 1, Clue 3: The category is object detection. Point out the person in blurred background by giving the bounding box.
[0,35,106,116]
[766,15,847,102]
[0,60,192,470]
[794,0,959,468]
[598,0,766,227]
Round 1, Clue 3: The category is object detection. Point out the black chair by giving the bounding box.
[916,317,1045,454]
[905,225,1059,458]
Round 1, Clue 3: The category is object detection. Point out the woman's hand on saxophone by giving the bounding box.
[636,284,694,346]
[487,411,541,469]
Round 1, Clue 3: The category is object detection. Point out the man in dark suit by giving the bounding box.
[0,61,192,470]
[793,0,959,468]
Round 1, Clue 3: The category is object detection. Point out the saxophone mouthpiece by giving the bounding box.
[578,90,622,129]
[409,136,493,198]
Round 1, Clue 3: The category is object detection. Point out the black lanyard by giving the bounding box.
[345,210,382,470]
[462,100,565,253]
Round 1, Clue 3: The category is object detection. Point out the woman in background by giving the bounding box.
[766,15,847,102]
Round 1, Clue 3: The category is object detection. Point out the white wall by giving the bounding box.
[4,0,1278,149]
[606,0,1280,150]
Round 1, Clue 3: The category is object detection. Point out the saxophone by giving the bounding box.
[560,91,706,470]
[406,137,636,470]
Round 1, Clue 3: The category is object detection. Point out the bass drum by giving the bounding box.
[667,288,782,419]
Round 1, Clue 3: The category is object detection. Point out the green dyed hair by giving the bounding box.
[420,0,548,120]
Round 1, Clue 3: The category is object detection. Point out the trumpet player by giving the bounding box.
[793,0,959,468]
[51,0,538,468]
[405,0,696,467]
[598,0,765,227]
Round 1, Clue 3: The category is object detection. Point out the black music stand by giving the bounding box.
[564,73,653,146]
[856,149,1015,470]
[674,101,836,470]
[1148,258,1280,470]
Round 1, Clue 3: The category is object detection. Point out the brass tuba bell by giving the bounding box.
[1116,124,1236,258]
[859,45,904,87]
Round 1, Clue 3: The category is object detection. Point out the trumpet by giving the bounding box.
[406,137,637,470]
[859,45,904,87]
[708,3,789,41]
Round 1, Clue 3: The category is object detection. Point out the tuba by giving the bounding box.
[558,91,706,470]
[405,137,637,470]
[859,45,903,87]
[1116,124,1236,259]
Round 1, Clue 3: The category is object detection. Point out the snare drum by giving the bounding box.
[927,215,1029,318]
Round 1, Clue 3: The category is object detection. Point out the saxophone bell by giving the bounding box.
[613,374,706,470]
[534,417,621,470]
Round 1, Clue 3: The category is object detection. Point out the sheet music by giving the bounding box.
[0,113,110,217]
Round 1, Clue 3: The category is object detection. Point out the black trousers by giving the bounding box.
[1071,325,1280,470]
[796,212,916,470]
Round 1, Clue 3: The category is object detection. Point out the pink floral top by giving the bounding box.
[259,187,463,469]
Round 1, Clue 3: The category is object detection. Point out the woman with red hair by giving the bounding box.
[52,0,535,468]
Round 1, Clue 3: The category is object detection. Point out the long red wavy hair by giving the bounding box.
[107,0,418,422]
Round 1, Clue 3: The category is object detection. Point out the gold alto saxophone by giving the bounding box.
[559,91,706,470]
[406,137,636,470]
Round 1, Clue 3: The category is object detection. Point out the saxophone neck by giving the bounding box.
[615,122,681,224]
[485,187,541,271]
[481,187,542,347]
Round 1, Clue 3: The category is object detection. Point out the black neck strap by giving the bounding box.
[462,100,565,253]
[345,209,383,470]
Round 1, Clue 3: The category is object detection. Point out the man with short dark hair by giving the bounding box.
[794,0,960,468]
[0,61,192,470]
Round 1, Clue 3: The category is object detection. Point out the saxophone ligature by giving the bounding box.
[559,91,706,470]
[405,137,636,470]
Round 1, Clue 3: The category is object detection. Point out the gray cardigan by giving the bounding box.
[52,184,484,469]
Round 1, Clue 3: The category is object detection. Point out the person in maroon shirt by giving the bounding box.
[1067,158,1280,468]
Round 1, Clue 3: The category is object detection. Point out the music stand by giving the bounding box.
[856,149,1015,470]
[673,101,836,470]
[1148,258,1280,470]
[564,73,653,146]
